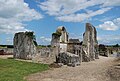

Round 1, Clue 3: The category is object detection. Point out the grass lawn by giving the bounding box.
[0,59,49,81]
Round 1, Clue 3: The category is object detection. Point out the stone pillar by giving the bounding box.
[82,23,99,62]
[13,32,37,60]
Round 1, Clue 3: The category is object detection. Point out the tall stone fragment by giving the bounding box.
[51,26,82,66]
[93,27,99,59]
[13,32,37,60]
[51,26,68,53]
[82,23,99,62]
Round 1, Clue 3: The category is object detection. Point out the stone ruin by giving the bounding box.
[99,44,108,57]
[82,23,99,62]
[13,32,37,60]
[51,26,68,53]
[13,31,56,64]
[32,47,56,64]
[51,23,99,66]
[57,52,80,67]
[99,44,120,57]
[0,48,13,55]
[51,26,81,66]
[13,23,99,67]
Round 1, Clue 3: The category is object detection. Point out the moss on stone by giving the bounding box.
[52,32,61,36]
[25,32,37,46]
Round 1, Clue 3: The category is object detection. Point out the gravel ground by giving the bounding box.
[26,56,118,81]
[107,58,120,81]
[0,55,13,59]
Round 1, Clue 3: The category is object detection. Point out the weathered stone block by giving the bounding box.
[56,52,80,67]
[13,32,37,60]
[82,23,99,62]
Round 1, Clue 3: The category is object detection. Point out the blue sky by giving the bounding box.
[0,0,120,45]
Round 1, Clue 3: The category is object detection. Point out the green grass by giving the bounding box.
[0,59,49,81]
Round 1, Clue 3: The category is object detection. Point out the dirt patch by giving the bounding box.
[49,63,62,68]
[107,58,120,81]
[0,55,13,59]
[26,56,116,81]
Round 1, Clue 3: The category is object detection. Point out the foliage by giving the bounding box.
[0,45,7,48]
[25,32,34,38]
[106,44,120,47]
[52,32,61,36]
[0,45,13,48]
[33,40,38,46]
[0,59,49,81]
[82,44,87,47]
[37,45,46,48]
[37,45,51,48]
[25,32,38,46]
[113,44,119,47]
[47,45,51,47]
[99,44,107,51]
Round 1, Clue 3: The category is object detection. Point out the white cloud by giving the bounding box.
[99,16,115,22]
[0,0,43,34]
[98,21,118,31]
[6,37,12,45]
[69,33,83,41]
[97,17,120,31]
[56,7,111,22]
[0,18,28,34]
[102,0,120,7]
[38,36,51,45]
[113,18,120,26]
[40,0,97,16]
[39,0,119,22]
[40,36,51,42]
[98,35,120,45]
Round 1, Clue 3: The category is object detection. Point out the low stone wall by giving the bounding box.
[0,48,13,55]
[32,47,56,64]
[56,52,80,67]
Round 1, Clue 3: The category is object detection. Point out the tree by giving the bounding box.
[113,44,119,47]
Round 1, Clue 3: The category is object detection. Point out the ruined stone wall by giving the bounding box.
[82,23,99,62]
[32,46,60,64]
[60,43,67,53]
[51,26,68,49]
[74,45,82,63]
[99,46,120,57]
[50,24,99,65]
[13,32,37,60]
[57,52,80,66]
[99,44,108,57]
[51,33,60,47]
[0,48,13,54]
[67,43,74,53]
[67,39,81,54]
[106,47,120,54]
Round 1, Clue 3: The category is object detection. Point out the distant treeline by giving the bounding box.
[0,45,14,48]
[100,44,120,47]
[0,44,119,48]
[37,45,51,48]
[0,45,51,48]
